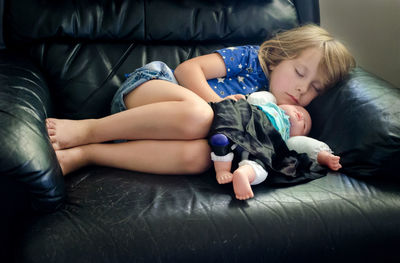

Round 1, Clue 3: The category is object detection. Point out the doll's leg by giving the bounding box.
[209,134,234,184]
[47,80,213,150]
[232,160,268,200]
[55,139,212,176]
[232,165,256,200]
[212,156,234,184]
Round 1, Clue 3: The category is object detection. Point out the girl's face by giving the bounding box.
[269,47,325,107]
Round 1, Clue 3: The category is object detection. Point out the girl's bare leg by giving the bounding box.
[56,139,212,176]
[47,80,213,150]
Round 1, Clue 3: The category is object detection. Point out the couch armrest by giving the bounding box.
[0,51,65,212]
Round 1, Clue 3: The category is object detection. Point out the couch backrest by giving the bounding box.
[3,0,317,119]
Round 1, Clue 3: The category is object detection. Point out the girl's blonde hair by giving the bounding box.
[258,24,356,89]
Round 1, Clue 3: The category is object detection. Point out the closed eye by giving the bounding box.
[312,84,323,94]
[295,68,304,78]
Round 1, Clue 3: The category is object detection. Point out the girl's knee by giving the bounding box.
[180,102,214,139]
[180,140,212,174]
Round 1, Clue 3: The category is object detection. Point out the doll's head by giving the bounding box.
[279,104,312,137]
[258,24,355,104]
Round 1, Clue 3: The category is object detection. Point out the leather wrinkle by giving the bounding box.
[198,201,226,257]
[237,205,261,242]
[61,44,82,79]
[76,43,137,111]
[1,81,46,111]
[0,90,46,131]
[191,8,199,40]
[306,177,380,232]
[286,189,331,240]
[99,43,136,87]
[143,0,147,41]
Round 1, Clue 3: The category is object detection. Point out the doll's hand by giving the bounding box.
[317,151,342,171]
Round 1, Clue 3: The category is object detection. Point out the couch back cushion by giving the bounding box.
[308,68,400,177]
[3,0,299,119]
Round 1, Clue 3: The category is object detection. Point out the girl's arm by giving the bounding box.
[174,53,228,102]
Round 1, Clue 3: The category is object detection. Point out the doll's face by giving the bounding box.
[279,104,311,136]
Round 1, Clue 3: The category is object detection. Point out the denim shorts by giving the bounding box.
[111,61,178,114]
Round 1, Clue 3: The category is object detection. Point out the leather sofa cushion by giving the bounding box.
[308,68,400,177]
[18,167,400,262]
[4,0,297,44]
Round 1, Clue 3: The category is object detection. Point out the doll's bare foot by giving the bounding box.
[317,151,342,171]
[216,172,233,184]
[232,165,255,200]
[213,160,233,184]
[46,118,95,150]
[56,147,89,176]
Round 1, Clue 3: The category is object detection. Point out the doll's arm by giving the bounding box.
[317,150,342,171]
[286,136,342,171]
[246,91,277,105]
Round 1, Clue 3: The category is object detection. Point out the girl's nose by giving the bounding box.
[296,82,308,93]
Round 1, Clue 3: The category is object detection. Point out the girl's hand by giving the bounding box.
[222,94,246,101]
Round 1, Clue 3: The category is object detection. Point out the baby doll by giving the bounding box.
[209,91,341,200]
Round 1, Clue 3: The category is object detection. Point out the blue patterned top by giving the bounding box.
[207,45,269,98]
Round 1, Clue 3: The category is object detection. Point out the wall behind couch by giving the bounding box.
[319,0,400,88]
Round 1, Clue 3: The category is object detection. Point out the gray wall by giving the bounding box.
[319,0,400,88]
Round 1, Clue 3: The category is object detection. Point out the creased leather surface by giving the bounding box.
[28,43,232,119]
[17,167,400,263]
[3,0,298,119]
[4,0,298,44]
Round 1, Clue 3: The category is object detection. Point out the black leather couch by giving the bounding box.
[1,0,400,262]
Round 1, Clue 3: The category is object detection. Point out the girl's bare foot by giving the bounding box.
[46,118,94,150]
[56,147,89,176]
[232,165,255,200]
